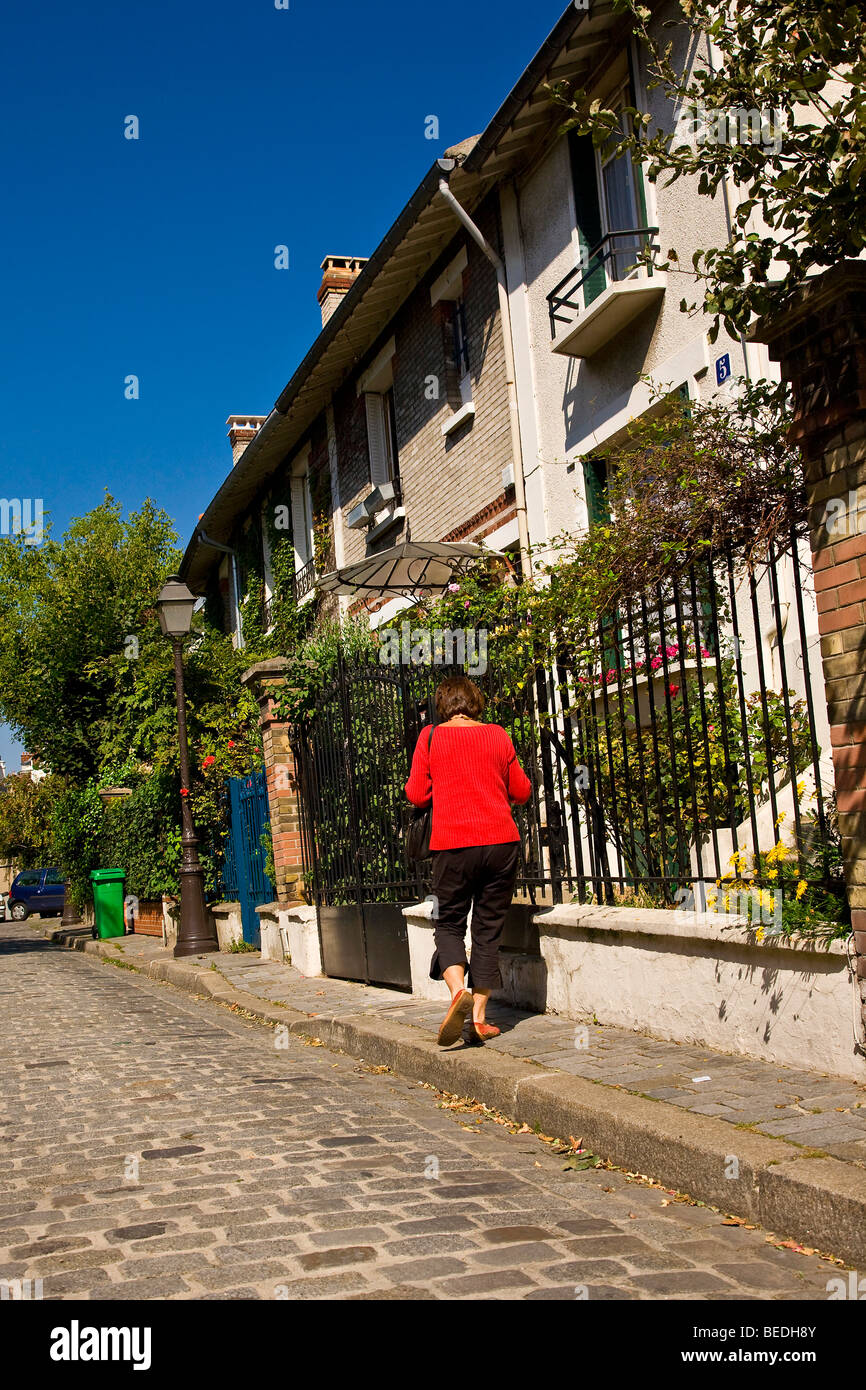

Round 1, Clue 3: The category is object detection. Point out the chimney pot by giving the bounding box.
[226,415,267,466]
[318,254,368,326]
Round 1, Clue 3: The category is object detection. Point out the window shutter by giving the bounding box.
[365,392,390,487]
[291,475,312,566]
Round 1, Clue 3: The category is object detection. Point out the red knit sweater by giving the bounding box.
[405,722,533,851]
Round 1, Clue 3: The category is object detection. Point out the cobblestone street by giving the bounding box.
[0,923,851,1301]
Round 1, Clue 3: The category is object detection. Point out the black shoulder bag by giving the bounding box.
[405,725,435,862]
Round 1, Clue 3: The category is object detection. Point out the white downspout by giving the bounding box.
[436,173,532,578]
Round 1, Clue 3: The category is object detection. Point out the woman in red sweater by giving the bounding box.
[405,674,532,1047]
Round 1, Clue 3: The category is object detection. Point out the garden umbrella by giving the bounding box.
[315,540,501,597]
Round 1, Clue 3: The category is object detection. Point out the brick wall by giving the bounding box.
[241,660,305,903]
[755,261,866,1037]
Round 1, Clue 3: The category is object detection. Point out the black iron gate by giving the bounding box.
[293,655,569,988]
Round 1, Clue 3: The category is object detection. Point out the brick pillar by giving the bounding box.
[241,658,305,904]
[754,261,866,1036]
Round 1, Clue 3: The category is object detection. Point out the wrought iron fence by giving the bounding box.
[293,540,845,932]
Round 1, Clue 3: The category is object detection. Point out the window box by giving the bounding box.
[441,401,476,436]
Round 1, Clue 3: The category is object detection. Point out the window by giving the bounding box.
[364,389,399,487]
[291,467,314,570]
[452,299,470,381]
[15,872,41,887]
[568,85,647,306]
[431,247,474,426]
[44,869,65,885]
[583,454,610,527]
[598,95,643,279]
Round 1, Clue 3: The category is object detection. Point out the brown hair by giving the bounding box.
[435,675,486,721]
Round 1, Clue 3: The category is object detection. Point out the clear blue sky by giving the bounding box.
[0,0,567,772]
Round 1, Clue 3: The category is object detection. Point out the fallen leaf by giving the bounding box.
[661,1199,672,1207]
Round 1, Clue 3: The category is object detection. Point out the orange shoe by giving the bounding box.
[472,1021,500,1042]
[437,989,473,1046]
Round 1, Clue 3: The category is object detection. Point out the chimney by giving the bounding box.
[317,255,367,326]
[226,415,267,466]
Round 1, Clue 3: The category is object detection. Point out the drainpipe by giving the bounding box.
[436,166,532,578]
[196,529,244,650]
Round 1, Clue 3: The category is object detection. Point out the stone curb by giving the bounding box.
[46,926,866,1267]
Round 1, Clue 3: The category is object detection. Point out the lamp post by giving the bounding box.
[156,576,219,958]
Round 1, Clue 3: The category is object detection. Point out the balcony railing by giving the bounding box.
[261,559,317,630]
[547,227,661,341]
[293,557,317,604]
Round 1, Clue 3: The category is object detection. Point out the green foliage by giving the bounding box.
[0,773,61,868]
[0,493,270,905]
[50,782,103,911]
[589,654,814,886]
[274,617,378,724]
[713,801,850,941]
[95,772,182,901]
[554,0,866,337]
[0,495,180,782]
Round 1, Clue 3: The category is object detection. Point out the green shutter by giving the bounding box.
[568,131,606,305]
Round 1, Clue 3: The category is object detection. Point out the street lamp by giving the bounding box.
[156,576,219,958]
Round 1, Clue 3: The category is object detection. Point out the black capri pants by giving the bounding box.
[429,841,520,990]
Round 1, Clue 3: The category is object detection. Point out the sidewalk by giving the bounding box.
[34,918,866,1267]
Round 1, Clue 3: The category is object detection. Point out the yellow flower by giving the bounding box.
[756,926,765,943]
[796,779,805,798]
[767,869,778,879]
[795,880,807,901]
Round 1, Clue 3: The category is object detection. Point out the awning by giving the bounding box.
[316,540,499,597]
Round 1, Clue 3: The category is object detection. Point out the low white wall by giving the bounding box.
[402,897,864,1080]
[256,903,284,961]
[538,905,865,1082]
[211,901,242,952]
[283,904,323,977]
[403,900,546,1011]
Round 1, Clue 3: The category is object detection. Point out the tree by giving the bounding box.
[0,496,180,782]
[555,0,866,337]
[0,495,265,904]
[0,773,60,867]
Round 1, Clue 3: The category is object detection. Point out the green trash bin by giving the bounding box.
[90,868,126,940]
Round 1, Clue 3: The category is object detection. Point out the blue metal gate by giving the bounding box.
[222,768,274,946]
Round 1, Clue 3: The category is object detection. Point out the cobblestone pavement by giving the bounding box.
[211,952,866,1164]
[0,923,851,1301]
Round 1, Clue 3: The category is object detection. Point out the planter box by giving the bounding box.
[537,904,865,1082]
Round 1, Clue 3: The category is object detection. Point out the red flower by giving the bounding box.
[228,740,236,749]
[180,787,189,798]
[667,684,680,698]
[202,755,216,770]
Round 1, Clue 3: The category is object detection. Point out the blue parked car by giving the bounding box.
[7,867,66,920]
